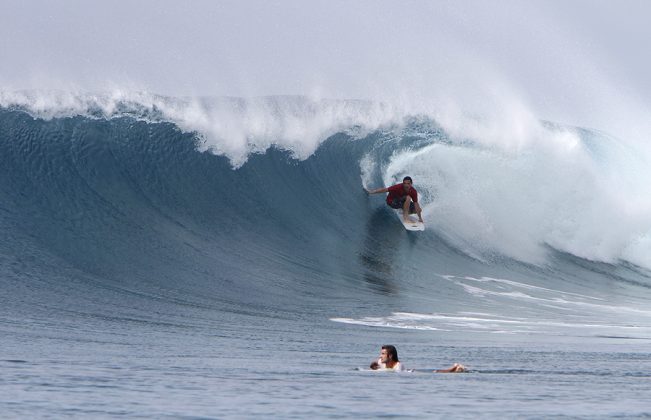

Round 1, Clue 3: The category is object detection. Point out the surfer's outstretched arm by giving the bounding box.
[365,187,389,194]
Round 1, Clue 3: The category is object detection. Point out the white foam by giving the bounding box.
[382,121,651,268]
[331,309,651,337]
[441,274,651,318]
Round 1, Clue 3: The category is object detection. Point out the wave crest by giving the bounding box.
[0,90,408,166]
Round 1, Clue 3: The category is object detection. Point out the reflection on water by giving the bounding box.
[358,207,405,295]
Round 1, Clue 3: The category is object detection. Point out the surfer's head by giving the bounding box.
[381,345,399,363]
[402,176,413,191]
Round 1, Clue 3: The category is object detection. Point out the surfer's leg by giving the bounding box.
[415,202,423,222]
[402,196,412,221]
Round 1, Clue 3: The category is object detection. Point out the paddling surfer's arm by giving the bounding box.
[365,187,388,194]
[435,363,466,373]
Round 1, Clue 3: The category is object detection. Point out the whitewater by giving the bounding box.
[1,89,651,418]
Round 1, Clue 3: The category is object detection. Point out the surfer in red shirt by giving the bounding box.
[365,176,423,223]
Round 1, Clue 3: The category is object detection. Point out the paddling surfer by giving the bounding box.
[365,176,423,224]
[369,345,466,373]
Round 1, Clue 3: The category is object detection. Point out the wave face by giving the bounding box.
[1,93,651,328]
[3,91,651,269]
[2,93,651,289]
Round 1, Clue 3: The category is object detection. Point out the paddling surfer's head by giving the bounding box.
[381,345,399,363]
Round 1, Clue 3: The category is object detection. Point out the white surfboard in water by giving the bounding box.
[396,210,425,231]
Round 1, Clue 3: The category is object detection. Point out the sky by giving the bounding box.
[2,0,651,136]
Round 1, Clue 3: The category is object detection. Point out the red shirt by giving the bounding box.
[386,184,418,205]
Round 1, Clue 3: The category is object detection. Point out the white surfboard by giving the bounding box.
[396,210,425,231]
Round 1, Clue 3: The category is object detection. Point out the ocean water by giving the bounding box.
[1,95,651,418]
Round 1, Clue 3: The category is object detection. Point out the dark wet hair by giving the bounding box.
[403,176,413,183]
[382,345,399,362]
[370,361,380,370]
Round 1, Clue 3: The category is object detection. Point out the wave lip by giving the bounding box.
[0,89,410,166]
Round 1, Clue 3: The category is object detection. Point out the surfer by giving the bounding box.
[365,176,423,223]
